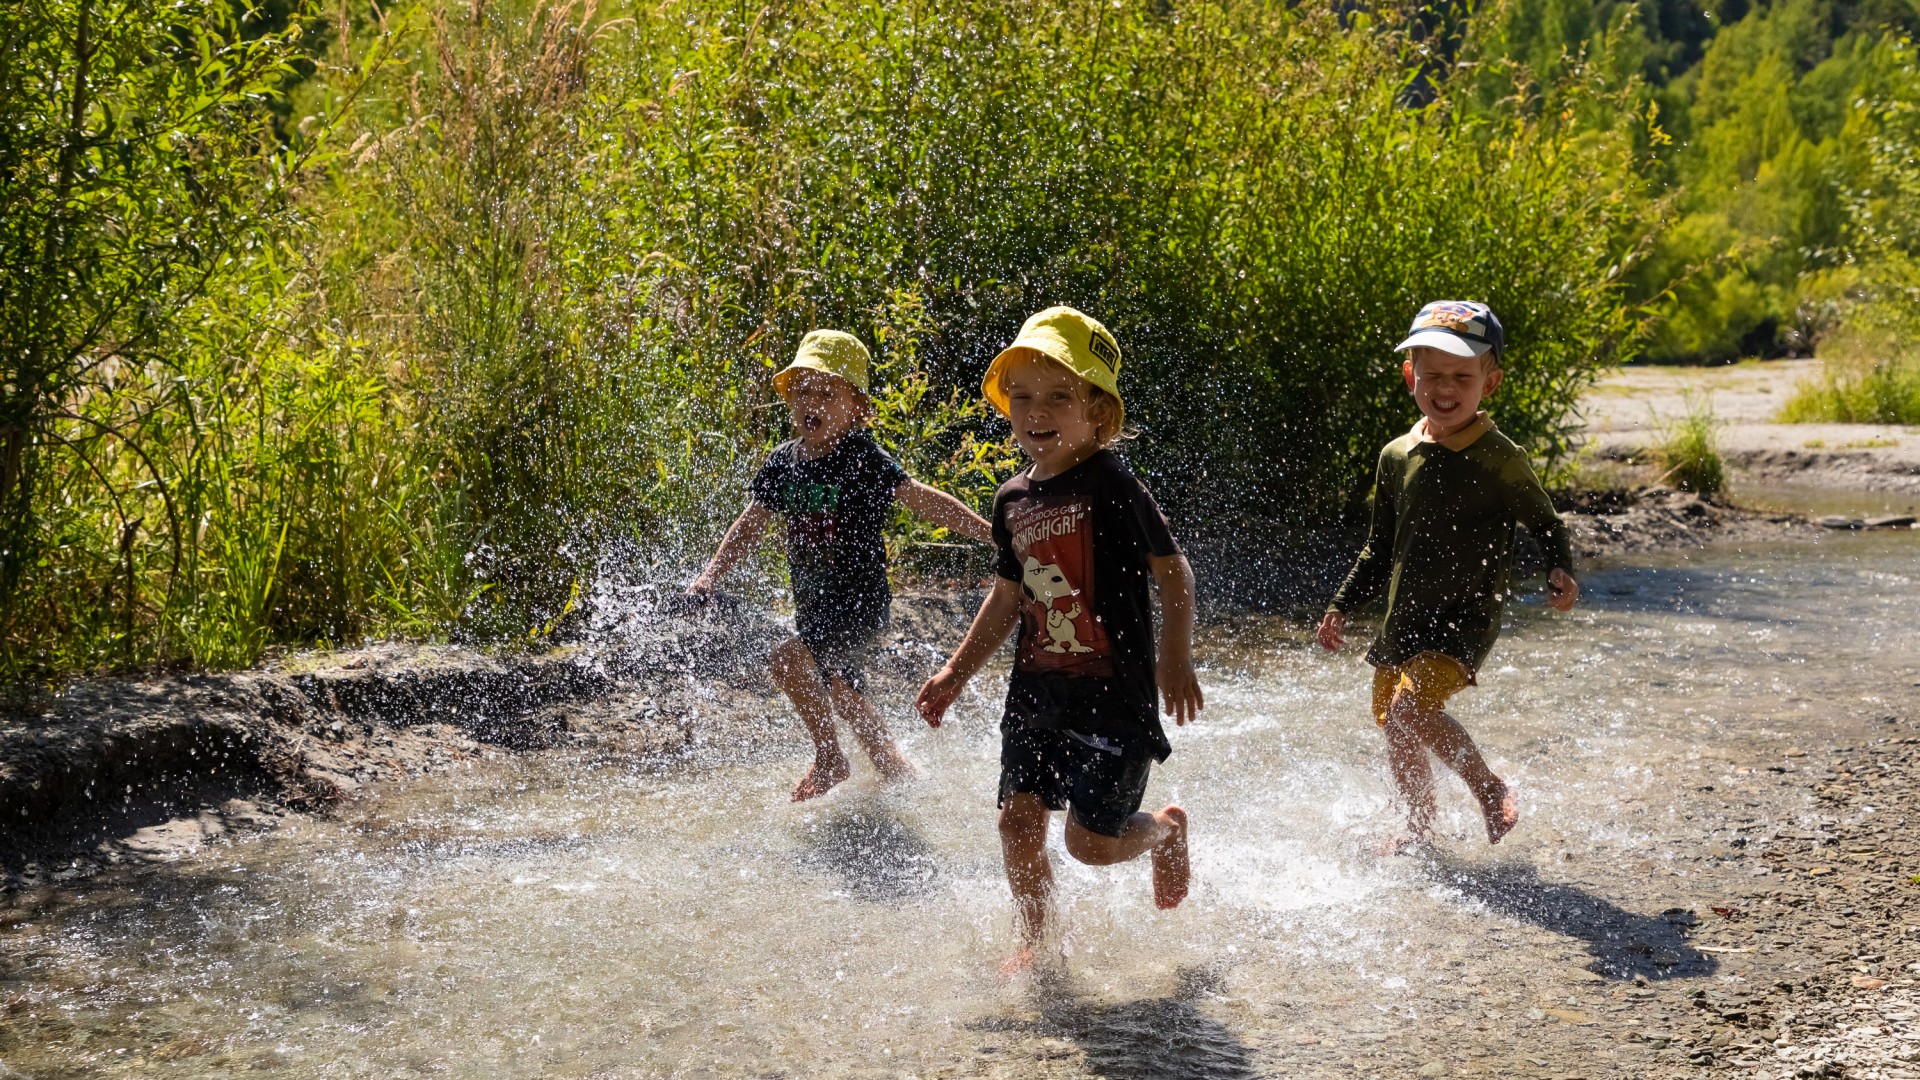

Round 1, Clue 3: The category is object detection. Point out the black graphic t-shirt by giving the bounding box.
[749,430,909,624]
[991,450,1181,760]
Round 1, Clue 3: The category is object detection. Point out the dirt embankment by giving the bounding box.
[1556,485,1825,557]
[0,592,979,887]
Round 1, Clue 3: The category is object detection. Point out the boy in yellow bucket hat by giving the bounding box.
[692,330,994,801]
[916,306,1204,973]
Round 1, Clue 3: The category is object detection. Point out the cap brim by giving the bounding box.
[1395,330,1491,357]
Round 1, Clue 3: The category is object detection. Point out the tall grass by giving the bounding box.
[4,0,1653,689]
[1777,353,1920,425]
[1652,394,1726,495]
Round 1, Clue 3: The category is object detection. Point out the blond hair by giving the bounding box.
[992,351,1129,447]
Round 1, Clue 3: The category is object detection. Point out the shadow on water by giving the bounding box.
[1578,564,1819,624]
[972,965,1257,1080]
[1424,853,1719,980]
[795,804,940,901]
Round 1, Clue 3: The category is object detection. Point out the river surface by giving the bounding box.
[2,530,1917,1078]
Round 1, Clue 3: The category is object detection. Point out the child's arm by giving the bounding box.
[914,577,1022,727]
[894,479,993,543]
[689,504,776,593]
[1320,452,1396,650]
[1149,553,1203,727]
[1502,456,1580,612]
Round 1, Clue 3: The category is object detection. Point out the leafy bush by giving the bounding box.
[1777,350,1920,424]
[4,0,1650,684]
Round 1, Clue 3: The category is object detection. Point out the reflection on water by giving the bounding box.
[1731,480,1920,519]
[2,531,1917,1076]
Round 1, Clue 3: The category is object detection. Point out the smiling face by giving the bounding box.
[781,369,867,454]
[1401,346,1503,439]
[1001,352,1110,479]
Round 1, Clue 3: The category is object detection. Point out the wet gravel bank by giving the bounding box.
[941,701,1920,1080]
[2,513,1914,1080]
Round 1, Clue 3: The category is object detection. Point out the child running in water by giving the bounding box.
[916,307,1202,973]
[1318,301,1579,850]
[692,330,993,801]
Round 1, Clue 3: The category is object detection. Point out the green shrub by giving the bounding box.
[1777,355,1920,424]
[1652,395,1727,494]
[3,0,1651,684]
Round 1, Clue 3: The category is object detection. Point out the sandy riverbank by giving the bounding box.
[1579,360,1920,504]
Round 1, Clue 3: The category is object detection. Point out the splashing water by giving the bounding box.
[2,531,1916,1076]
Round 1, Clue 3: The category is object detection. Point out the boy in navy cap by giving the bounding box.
[1318,302,1579,850]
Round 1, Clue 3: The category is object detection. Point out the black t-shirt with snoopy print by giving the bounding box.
[991,449,1181,761]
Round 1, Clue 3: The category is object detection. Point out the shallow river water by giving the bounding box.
[3,530,1917,1078]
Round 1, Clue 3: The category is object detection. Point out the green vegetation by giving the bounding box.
[1653,395,1728,493]
[1469,0,1920,363]
[2,0,1650,687]
[1778,353,1920,422]
[7,0,1920,688]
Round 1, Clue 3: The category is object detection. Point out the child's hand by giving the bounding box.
[915,666,967,728]
[687,572,717,597]
[1158,656,1204,727]
[1316,611,1346,651]
[1547,568,1579,612]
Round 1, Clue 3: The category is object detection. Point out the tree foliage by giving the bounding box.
[2,0,1655,687]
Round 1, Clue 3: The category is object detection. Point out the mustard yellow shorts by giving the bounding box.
[1370,652,1474,726]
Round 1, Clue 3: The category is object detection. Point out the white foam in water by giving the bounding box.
[4,535,1920,1076]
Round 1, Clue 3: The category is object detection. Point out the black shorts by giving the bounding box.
[997,719,1153,838]
[794,602,889,692]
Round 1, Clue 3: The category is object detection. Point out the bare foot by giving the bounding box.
[1480,779,1519,844]
[791,755,850,802]
[871,749,922,786]
[998,944,1037,979]
[1151,805,1190,910]
[1369,832,1424,857]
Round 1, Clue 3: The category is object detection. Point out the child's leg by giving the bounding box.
[1373,663,1436,843]
[1062,807,1190,910]
[824,677,919,783]
[1380,710,1438,841]
[769,637,849,801]
[1396,703,1517,844]
[997,792,1054,969]
[1384,654,1517,844]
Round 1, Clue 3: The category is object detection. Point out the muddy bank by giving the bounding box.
[1558,485,1824,557]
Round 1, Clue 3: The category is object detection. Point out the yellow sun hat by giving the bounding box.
[772,330,872,399]
[981,306,1124,429]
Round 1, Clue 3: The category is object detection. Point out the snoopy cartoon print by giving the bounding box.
[1022,556,1095,654]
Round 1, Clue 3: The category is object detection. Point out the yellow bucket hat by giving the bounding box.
[981,306,1125,429]
[772,330,872,399]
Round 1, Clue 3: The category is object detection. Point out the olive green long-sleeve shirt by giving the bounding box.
[1328,413,1572,676]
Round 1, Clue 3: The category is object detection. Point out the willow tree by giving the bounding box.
[0,0,313,680]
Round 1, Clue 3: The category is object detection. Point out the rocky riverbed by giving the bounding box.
[2,450,1916,1078]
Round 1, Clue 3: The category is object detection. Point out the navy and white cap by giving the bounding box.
[1394,301,1503,361]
